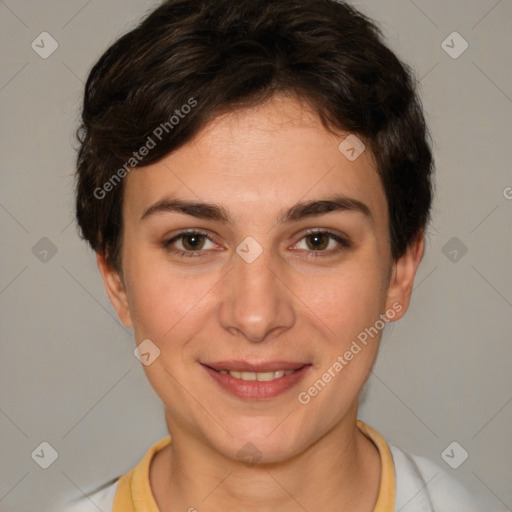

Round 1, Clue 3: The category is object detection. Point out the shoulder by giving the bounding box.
[389,444,502,512]
[56,479,118,512]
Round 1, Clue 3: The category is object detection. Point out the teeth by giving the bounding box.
[220,369,297,381]
[255,371,276,382]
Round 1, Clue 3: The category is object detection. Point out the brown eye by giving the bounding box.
[305,232,330,251]
[163,230,217,257]
[181,233,206,251]
[294,229,351,258]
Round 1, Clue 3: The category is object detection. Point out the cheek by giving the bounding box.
[295,259,389,339]
[124,257,211,402]
[130,275,200,340]
[295,270,388,417]
[124,250,220,350]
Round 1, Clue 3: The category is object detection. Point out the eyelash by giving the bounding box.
[162,228,351,259]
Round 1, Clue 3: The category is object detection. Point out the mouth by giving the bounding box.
[201,361,312,400]
[217,368,297,381]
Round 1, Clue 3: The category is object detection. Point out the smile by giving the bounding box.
[201,362,311,400]
[217,369,296,381]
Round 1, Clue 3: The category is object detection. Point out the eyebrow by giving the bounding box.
[140,194,373,224]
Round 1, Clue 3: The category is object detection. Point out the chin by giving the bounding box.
[213,417,307,465]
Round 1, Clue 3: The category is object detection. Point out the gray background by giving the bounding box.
[0,0,511,510]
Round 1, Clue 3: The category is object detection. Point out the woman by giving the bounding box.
[63,0,496,510]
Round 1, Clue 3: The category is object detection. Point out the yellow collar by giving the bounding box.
[356,419,396,511]
[113,419,395,511]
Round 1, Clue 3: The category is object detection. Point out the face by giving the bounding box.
[98,93,423,464]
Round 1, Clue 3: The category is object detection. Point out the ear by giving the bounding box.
[96,252,133,328]
[384,231,425,321]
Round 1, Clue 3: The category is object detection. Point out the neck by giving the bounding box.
[150,407,381,512]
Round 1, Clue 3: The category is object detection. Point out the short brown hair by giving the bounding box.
[75,0,434,273]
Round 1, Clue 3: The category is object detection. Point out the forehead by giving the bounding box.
[122,94,387,227]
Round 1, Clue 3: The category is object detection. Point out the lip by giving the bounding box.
[201,362,312,400]
[202,360,308,372]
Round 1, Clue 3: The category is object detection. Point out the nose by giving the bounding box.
[218,244,296,344]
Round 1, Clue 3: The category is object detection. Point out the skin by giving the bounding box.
[97,93,424,511]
